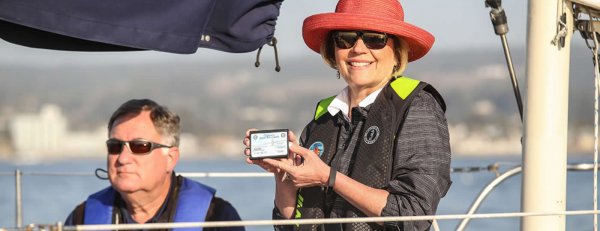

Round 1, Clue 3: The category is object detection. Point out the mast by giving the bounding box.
[521,0,572,230]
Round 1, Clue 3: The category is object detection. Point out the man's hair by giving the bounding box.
[108,99,180,147]
[320,32,409,76]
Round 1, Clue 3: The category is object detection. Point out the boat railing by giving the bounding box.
[1,162,599,231]
[455,163,600,231]
[0,210,598,231]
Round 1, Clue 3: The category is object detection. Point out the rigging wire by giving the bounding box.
[577,5,600,230]
[588,10,599,231]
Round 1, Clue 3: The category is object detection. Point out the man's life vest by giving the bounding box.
[84,177,215,231]
[293,76,445,231]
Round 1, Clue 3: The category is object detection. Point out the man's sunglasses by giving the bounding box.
[333,31,389,50]
[106,139,172,155]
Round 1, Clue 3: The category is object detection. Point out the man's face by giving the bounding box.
[107,110,177,194]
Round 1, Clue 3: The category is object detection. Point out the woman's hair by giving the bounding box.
[108,99,181,147]
[320,32,409,76]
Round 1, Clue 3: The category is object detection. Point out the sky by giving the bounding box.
[276,0,529,56]
[0,0,530,65]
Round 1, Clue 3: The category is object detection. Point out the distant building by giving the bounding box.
[8,105,67,160]
[6,104,201,161]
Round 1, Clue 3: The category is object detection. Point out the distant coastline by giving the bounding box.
[0,47,596,162]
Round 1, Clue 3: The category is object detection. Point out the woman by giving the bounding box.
[243,0,451,230]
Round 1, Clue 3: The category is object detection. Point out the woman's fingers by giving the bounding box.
[289,143,315,159]
[245,128,258,137]
[263,158,293,173]
[243,128,259,162]
[288,130,299,146]
[249,158,279,173]
[243,128,258,146]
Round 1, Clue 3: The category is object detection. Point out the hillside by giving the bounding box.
[0,45,596,157]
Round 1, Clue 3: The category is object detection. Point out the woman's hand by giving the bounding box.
[243,129,297,179]
[264,140,330,188]
[243,129,301,218]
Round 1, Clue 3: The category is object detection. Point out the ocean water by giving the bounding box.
[0,155,598,231]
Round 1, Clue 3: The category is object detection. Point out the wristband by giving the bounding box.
[327,167,337,191]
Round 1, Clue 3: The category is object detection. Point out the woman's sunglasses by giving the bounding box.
[333,31,389,50]
[106,139,172,155]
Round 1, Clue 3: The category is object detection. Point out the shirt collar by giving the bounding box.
[119,173,175,224]
[327,86,384,119]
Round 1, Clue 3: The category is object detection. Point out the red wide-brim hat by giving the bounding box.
[302,0,435,62]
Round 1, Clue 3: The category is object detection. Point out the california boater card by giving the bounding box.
[249,129,289,159]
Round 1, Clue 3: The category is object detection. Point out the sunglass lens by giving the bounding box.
[362,32,387,49]
[129,141,152,154]
[334,32,358,49]
[334,31,388,50]
[106,140,123,154]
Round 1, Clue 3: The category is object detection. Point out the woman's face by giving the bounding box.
[334,31,397,93]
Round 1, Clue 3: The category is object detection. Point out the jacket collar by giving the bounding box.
[327,86,384,120]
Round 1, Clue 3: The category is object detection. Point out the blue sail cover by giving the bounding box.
[0,0,283,53]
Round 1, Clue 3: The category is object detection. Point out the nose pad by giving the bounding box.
[351,38,369,52]
[116,143,134,160]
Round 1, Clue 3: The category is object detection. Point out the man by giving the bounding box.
[65,99,244,231]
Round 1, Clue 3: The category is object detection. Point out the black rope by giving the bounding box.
[255,45,263,68]
[95,168,109,180]
[255,37,281,72]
